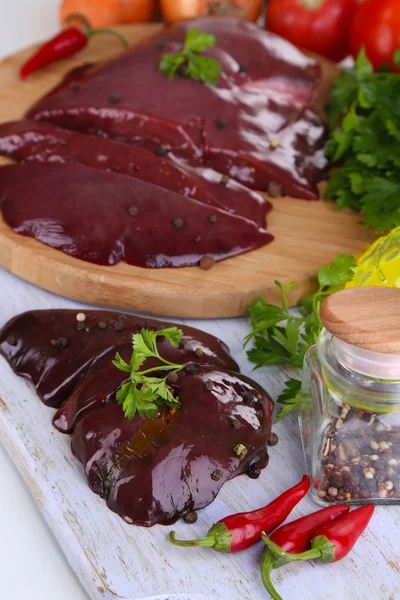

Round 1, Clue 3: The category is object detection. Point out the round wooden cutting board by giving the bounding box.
[0,24,377,318]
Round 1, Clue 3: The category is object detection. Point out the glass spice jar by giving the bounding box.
[299,287,400,505]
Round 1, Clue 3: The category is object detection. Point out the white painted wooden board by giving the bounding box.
[0,266,399,600]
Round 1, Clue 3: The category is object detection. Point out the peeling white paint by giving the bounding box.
[0,266,399,600]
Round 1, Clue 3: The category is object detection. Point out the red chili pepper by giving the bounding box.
[260,504,350,600]
[20,22,128,80]
[264,504,374,564]
[169,475,310,553]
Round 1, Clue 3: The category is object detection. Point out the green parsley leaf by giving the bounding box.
[275,379,302,422]
[113,327,186,420]
[245,254,355,422]
[318,254,356,289]
[158,53,186,79]
[325,47,400,232]
[355,46,373,79]
[159,27,221,85]
[184,28,216,53]
[186,54,221,85]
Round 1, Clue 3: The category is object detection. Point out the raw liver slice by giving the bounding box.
[71,368,272,526]
[0,310,239,407]
[0,163,273,268]
[27,17,327,199]
[0,309,274,526]
[0,119,271,227]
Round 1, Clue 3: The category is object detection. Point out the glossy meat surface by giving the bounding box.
[27,17,328,199]
[72,368,272,526]
[0,309,274,526]
[0,310,238,407]
[0,163,273,267]
[0,120,271,227]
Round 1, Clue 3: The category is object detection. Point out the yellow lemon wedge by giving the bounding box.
[346,227,400,289]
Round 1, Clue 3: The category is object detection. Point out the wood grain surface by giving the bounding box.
[0,24,377,318]
[0,268,399,600]
[321,287,400,353]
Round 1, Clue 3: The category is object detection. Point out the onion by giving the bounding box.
[160,0,263,23]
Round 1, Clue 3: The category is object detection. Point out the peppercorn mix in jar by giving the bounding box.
[300,287,400,505]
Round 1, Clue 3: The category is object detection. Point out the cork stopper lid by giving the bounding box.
[320,287,400,355]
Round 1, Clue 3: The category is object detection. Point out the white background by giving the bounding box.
[1,1,88,598]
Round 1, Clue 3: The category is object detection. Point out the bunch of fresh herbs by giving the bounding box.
[326,48,400,233]
[245,254,356,421]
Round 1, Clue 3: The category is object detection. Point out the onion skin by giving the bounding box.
[160,0,263,23]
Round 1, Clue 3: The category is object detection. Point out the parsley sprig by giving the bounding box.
[112,327,186,420]
[245,254,355,421]
[326,48,400,233]
[159,27,222,85]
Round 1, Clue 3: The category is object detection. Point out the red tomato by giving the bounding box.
[350,0,400,70]
[266,0,357,62]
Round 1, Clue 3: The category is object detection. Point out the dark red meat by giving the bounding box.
[0,120,271,227]
[0,310,274,526]
[0,310,238,407]
[0,163,272,268]
[27,17,328,199]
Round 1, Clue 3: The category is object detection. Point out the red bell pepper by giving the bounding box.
[169,475,310,553]
[261,504,350,600]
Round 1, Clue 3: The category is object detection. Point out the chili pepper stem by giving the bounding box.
[262,533,321,563]
[87,29,129,49]
[169,522,232,552]
[260,551,284,600]
[169,531,216,548]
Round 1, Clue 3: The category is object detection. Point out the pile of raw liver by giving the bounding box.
[0,17,327,268]
[0,310,274,526]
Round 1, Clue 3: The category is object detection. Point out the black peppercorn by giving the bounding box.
[267,181,283,198]
[215,118,227,129]
[98,321,107,330]
[127,206,138,216]
[247,465,261,479]
[242,391,256,405]
[167,371,179,384]
[55,337,68,349]
[114,321,124,331]
[108,94,120,105]
[172,217,184,229]
[220,174,229,186]
[155,145,169,157]
[183,511,198,524]
[267,432,279,446]
[178,64,188,77]
[185,362,197,375]
[204,380,214,391]
[199,255,215,270]
[76,321,85,331]
[211,469,223,481]
[138,318,148,328]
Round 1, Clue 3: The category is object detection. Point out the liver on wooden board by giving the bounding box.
[0,22,377,318]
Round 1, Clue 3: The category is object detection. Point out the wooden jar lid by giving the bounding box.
[320,287,400,354]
